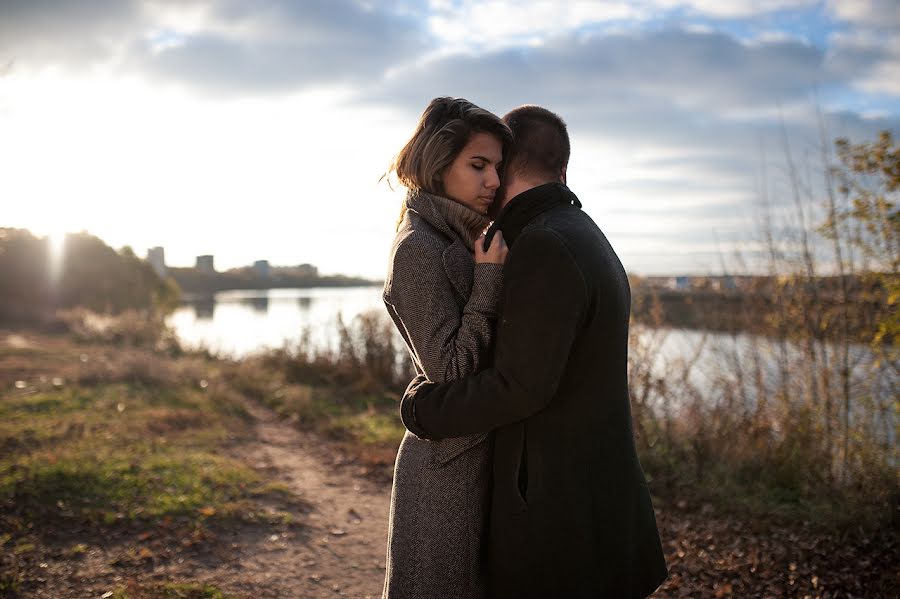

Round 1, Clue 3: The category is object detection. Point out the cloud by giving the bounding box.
[1,0,896,277]
[827,31,900,97]
[0,0,431,94]
[824,1,900,97]
[136,0,431,94]
[365,25,898,276]
[425,1,644,48]
[368,27,833,135]
[827,0,900,28]
[423,0,822,51]
[0,0,143,67]
[367,25,898,163]
[658,0,818,19]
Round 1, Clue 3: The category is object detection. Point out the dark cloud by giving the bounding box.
[0,0,431,92]
[366,27,898,190]
[826,32,900,96]
[363,28,851,191]
[136,0,431,94]
[367,29,830,116]
[359,25,897,276]
[829,0,900,29]
[0,0,142,66]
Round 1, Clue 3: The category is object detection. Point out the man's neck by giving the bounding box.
[485,180,580,250]
[500,177,556,210]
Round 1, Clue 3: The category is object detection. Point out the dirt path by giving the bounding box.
[213,400,393,598]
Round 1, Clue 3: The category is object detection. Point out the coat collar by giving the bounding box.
[485,182,582,250]
[405,188,490,251]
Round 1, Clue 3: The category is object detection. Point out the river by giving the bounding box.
[167,286,896,444]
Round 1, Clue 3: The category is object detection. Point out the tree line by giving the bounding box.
[0,229,179,324]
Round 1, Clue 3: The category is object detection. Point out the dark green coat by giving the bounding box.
[401,183,668,599]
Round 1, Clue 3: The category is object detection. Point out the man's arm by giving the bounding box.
[401,226,588,440]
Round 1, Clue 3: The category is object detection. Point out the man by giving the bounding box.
[400,105,668,598]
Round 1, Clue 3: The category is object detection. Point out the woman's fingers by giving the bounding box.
[476,230,508,264]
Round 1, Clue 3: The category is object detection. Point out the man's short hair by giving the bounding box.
[502,105,570,182]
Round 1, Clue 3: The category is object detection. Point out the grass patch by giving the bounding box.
[226,356,405,455]
[0,383,242,460]
[112,581,234,598]
[0,572,23,596]
[638,437,898,532]
[215,353,406,482]
[0,382,286,529]
[3,447,269,526]
[329,410,404,446]
[0,332,305,594]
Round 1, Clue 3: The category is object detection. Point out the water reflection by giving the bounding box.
[240,296,269,313]
[169,286,385,357]
[192,297,216,320]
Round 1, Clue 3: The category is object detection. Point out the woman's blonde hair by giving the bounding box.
[386,97,513,227]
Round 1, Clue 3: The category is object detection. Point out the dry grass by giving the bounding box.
[0,329,304,598]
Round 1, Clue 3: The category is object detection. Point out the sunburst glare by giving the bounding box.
[47,230,66,287]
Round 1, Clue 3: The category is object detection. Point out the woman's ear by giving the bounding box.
[431,172,444,195]
[559,166,567,185]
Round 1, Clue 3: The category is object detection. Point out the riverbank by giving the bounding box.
[629,275,894,342]
[168,266,379,297]
[1,326,896,597]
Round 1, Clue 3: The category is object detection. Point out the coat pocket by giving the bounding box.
[426,433,489,469]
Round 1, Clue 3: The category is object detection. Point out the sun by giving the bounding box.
[46,227,67,286]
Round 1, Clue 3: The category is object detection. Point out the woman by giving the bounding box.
[381,97,512,599]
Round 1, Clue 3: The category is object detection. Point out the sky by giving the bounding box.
[1,0,898,278]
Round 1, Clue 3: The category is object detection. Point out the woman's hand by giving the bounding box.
[475,231,508,264]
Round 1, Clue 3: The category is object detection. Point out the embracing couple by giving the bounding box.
[381,98,668,599]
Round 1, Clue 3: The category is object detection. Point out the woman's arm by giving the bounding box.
[385,231,503,384]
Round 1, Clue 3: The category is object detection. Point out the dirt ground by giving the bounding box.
[215,400,392,598]
[5,387,393,599]
[7,382,896,598]
[224,402,898,599]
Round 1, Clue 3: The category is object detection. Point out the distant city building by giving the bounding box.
[147,246,166,278]
[710,276,737,292]
[253,260,270,277]
[642,275,747,292]
[671,276,691,291]
[297,263,318,278]
[196,255,215,274]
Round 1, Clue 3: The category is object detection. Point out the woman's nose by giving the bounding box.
[485,167,500,190]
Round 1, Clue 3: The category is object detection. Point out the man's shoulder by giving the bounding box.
[516,221,574,255]
[519,202,619,279]
[546,199,600,227]
[521,204,599,247]
[509,223,589,292]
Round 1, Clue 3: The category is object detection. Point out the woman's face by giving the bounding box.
[441,132,503,216]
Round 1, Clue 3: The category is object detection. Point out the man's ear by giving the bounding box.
[559,166,567,185]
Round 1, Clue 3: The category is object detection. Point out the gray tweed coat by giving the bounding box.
[381,189,503,599]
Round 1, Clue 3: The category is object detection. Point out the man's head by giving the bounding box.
[497,105,570,208]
